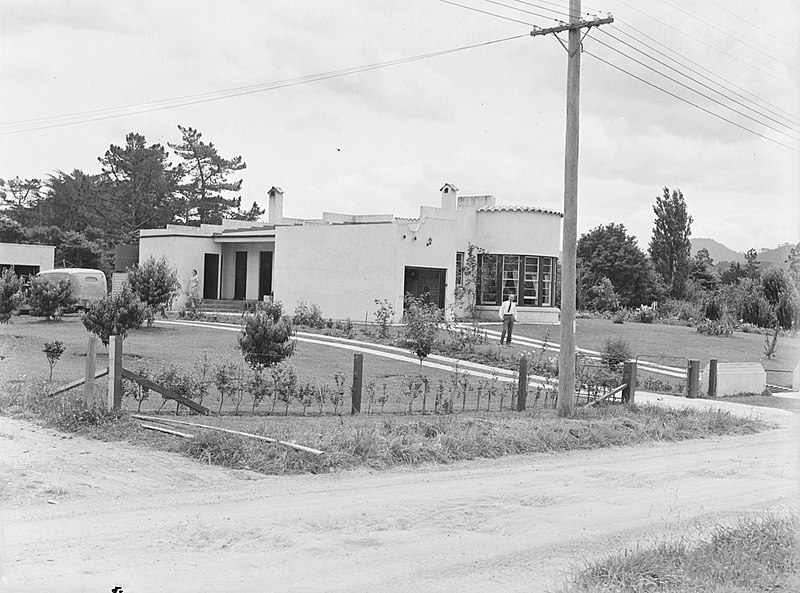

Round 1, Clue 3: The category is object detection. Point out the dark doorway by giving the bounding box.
[403,266,446,309]
[202,254,219,300]
[234,251,247,300]
[258,251,273,301]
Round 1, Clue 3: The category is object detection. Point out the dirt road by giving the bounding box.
[1,401,797,593]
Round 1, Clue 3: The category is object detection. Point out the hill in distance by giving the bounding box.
[691,238,798,269]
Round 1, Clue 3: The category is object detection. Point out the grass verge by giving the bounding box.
[1,380,773,475]
[557,514,799,593]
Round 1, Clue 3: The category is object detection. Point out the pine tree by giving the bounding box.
[168,126,247,225]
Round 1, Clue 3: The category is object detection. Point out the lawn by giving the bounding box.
[498,317,799,371]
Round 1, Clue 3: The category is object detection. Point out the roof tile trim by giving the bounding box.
[478,205,563,217]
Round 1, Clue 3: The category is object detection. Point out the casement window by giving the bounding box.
[477,253,556,307]
[455,251,464,285]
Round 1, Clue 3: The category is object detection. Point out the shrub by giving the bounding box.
[611,310,626,324]
[601,337,632,369]
[631,305,656,324]
[27,275,75,320]
[585,277,620,312]
[272,360,298,414]
[696,319,734,336]
[374,298,394,339]
[43,340,65,381]
[238,309,295,371]
[257,299,284,322]
[402,293,441,366]
[293,299,325,328]
[80,285,146,345]
[703,295,722,321]
[126,256,180,325]
[0,268,21,323]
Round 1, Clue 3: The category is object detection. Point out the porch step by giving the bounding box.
[199,299,262,313]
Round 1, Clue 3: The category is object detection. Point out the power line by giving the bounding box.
[437,0,536,25]
[598,29,800,136]
[702,0,800,53]
[583,49,799,152]
[613,18,799,126]
[658,0,797,72]
[591,35,799,142]
[478,0,558,21]
[0,33,530,135]
[613,0,796,89]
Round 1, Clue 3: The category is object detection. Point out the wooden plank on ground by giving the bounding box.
[121,368,210,415]
[140,422,195,438]
[131,414,325,456]
[583,383,627,408]
[49,368,109,397]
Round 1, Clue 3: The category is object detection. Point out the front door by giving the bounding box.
[258,251,273,301]
[234,251,247,300]
[403,266,446,309]
[202,254,219,300]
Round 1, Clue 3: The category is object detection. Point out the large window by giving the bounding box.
[479,254,498,304]
[477,253,556,307]
[523,256,539,305]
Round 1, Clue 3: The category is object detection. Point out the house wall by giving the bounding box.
[475,211,561,256]
[0,242,55,273]
[273,223,398,321]
[138,234,220,308]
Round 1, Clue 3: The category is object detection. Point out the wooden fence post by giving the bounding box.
[687,359,700,399]
[351,353,363,415]
[516,355,528,412]
[622,360,637,404]
[107,335,123,410]
[708,359,718,397]
[83,336,97,405]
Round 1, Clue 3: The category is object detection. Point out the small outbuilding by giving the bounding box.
[0,242,55,277]
[139,184,563,323]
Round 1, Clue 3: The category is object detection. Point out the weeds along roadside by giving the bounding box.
[556,513,800,593]
[0,380,772,476]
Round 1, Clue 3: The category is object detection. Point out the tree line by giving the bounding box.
[577,186,800,334]
[0,126,262,276]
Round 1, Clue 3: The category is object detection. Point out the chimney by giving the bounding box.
[439,183,459,210]
[268,186,284,224]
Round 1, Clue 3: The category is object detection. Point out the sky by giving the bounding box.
[0,0,797,254]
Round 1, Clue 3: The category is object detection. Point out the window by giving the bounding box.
[501,255,520,301]
[478,254,497,304]
[455,251,464,285]
[541,257,553,306]
[477,253,556,307]
[523,256,538,305]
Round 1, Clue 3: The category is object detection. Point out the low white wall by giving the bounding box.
[701,362,766,396]
[473,305,560,324]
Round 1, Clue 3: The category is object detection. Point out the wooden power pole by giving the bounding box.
[531,2,613,417]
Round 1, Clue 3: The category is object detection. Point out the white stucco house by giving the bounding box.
[139,184,562,323]
[0,242,55,277]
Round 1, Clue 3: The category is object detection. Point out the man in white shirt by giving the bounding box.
[499,293,517,345]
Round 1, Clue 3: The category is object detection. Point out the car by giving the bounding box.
[35,268,108,311]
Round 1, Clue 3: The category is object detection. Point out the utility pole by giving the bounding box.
[531,2,613,417]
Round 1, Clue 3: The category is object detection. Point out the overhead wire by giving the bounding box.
[0,32,530,135]
[598,28,800,136]
[613,0,796,88]
[452,0,799,150]
[436,0,536,26]
[583,49,798,152]
[589,34,799,142]
[702,0,800,53]
[657,0,797,73]
[611,17,799,126]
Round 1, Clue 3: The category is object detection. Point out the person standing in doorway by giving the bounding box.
[499,293,517,345]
